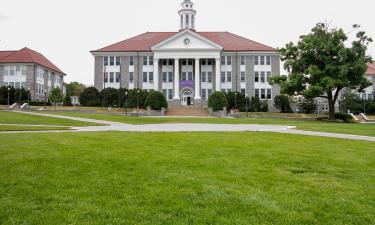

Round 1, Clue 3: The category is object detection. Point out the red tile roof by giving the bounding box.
[366,62,375,75]
[0,47,65,74]
[92,31,276,52]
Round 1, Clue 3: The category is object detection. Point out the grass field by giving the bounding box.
[0,111,100,127]
[0,125,70,131]
[41,111,375,137]
[0,132,374,225]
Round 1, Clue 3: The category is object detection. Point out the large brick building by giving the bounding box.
[0,47,65,101]
[91,0,280,109]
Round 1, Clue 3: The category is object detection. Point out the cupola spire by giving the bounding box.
[179,0,196,30]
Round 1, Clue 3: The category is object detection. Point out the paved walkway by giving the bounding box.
[1,111,375,142]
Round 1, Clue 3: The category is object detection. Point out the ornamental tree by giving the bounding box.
[272,23,372,120]
[49,87,63,111]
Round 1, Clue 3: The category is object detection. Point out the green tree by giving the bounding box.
[298,97,316,114]
[65,82,86,96]
[274,95,292,113]
[79,87,101,107]
[272,23,373,120]
[100,88,119,107]
[208,91,228,111]
[49,87,63,111]
[63,92,72,106]
[145,91,168,110]
[226,92,246,111]
[127,89,149,109]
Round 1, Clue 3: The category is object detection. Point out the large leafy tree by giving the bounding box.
[79,87,101,107]
[273,23,372,120]
[65,82,86,96]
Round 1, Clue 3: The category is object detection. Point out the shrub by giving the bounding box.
[145,91,168,110]
[334,113,354,123]
[29,101,51,106]
[274,95,292,113]
[100,88,119,107]
[298,97,316,114]
[63,93,72,106]
[79,87,101,107]
[127,89,149,109]
[208,91,228,111]
[226,92,247,111]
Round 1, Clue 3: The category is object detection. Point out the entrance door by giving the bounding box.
[181,89,193,106]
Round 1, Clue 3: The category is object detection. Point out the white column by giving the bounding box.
[153,59,159,91]
[174,59,180,99]
[182,15,186,29]
[215,58,221,91]
[194,58,201,99]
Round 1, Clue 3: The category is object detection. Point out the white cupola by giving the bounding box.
[178,0,196,30]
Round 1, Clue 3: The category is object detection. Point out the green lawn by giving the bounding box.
[0,132,374,225]
[0,125,70,131]
[42,111,375,137]
[0,111,100,127]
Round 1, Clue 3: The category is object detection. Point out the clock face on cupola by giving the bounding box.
[184,38,191,46]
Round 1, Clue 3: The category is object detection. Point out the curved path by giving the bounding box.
[2,111,375,142]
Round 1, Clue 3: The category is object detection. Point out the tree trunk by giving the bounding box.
[327,92,335,121]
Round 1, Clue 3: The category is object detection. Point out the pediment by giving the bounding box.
[151,30,223,51]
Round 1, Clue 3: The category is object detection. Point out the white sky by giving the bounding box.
[1,0,374,85]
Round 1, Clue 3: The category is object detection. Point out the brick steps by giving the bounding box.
[166,107,209,117]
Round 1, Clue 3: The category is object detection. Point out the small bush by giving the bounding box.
[145,91,168,110]
[79,87,101,107]
[274,95,292,113]
[334,113,354,123]
[208,92,228,112]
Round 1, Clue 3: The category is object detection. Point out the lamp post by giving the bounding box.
[234,92,238,111]
[44,90,47,107]
[245,93,249,118]
[137,89,140,112]
[7,87,10,106]
[125,91,128,115]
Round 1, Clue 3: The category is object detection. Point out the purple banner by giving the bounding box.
[180,80,194,88]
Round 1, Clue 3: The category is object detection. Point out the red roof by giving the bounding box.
[92,31,276,52]
[0,47,65,74]
[366,62,375,75]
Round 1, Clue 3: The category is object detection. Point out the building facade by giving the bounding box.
[362,62,375,100]
[0,47,65,101]
[91,0,280,109]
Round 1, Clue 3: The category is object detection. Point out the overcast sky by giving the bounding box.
[1,0,374,85]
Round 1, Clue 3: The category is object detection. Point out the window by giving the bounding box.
[241,89,246,95]
[255,56,259,65]
[227,72,232,82]
[109,72,114,83]
[261,72,265,83]
[221,89,226,93]
[221,56,225,65]
[168,89,173,100]
[186,14,189,25]
[163,89,167,97]
[143,72,148,82]
[260,56,265,65]
[188,72,193,80]
[241,56,245,65]
[16,65,20,72]
[255,72,259,82]
[149,56,154,66]
[202,59,206,66]
[182,72,187,81]
[104,57,108,66]
[207,72,212,83]
[143,56,148,65]
[163,72,167,83]
[221,72,226,82]
[208,89,212,97]
[202,89,207,100]
[104,73,108,83]
[168,72,173,82]
[266,56,271,65]
[129,72,134,83]
[240,72,246,82]
[266,71,271,82]
[115,72,120,83]
[149,72,154,83]
[227,56,232,66]
[129,56,134,66]
[255,89,260,98]
[21,66,27,75]
[202,72,206,82]
[261,89,266,99]
[267,89,272,99]
[110,56,115,66]
[207,59,212,65]
[116,57,120,66]
[3,66,9,76]
[10,66,15,76]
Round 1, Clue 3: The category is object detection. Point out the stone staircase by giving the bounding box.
[166,107,209,117]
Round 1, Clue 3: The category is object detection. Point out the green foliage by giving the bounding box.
[100,88,119,107]
[273,23,373,120]
[63,92,72,106]
[274,95,293,113]
[49,87,63,104]
[79,87,101,107]
[29,101,51,106]
[208,91,228,111]
[0,86,29,105]
[145,91,168,110]
[334,113,354,123]
[341,91,364,113]
[65,82,86,96]
[226,92,247,111]
[127,89,149,109]
[248,97,268,112]
[298,97,317,114]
